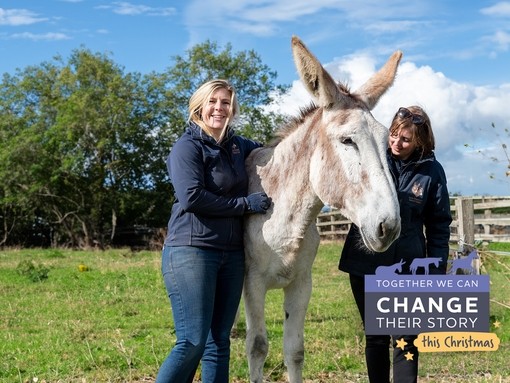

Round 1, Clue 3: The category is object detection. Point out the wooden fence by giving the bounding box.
[316,196,510,244]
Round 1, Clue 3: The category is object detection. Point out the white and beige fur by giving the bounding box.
[242,36,403,383]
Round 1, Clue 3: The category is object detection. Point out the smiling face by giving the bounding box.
[389,126,417,160]
[201,87,232,141]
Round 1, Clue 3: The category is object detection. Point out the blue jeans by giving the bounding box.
[156,246,245,383]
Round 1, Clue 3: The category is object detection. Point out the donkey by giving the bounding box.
[449,250,479,275]
[242,36,402,383]
[375,259,406,276]
[409,257,442,275]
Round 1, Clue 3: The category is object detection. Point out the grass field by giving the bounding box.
[1,244,509,383]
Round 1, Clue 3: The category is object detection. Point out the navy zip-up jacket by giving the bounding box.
[339,150,452,276]
[164,122,262,251]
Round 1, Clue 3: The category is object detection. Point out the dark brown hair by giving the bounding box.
[389,105,435,157]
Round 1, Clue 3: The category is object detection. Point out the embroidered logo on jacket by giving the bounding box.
[411,182,424,198]
[232,143,240,155]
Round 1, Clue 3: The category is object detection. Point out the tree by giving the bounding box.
[0,50,172,247]
[0,42,289,248]
[162,40,289,142]
[464,122,510,182]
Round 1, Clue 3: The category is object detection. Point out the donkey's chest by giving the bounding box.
[247,220,320,287]
[264,249,315,288]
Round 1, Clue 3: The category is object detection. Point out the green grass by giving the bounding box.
[486,241,510,252]
[1,245,509,382]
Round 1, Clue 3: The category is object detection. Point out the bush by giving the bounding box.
[16,260,50,282]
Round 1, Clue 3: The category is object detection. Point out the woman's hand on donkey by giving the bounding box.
[245,192,271,214]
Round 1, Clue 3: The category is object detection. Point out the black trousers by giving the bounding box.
[349,274,419,383]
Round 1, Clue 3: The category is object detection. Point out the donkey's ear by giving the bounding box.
[291,36,340,107]
[355,50,402,110]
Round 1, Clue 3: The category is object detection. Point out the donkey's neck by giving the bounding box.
[257,113,324,235]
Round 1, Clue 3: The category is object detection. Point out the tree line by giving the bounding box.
[0,41,289,248]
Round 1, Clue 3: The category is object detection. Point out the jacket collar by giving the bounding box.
[187,121,234,145]
[387,148,435,166]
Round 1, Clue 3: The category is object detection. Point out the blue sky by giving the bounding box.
[1,0,510,196]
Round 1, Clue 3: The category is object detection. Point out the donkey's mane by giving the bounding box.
[267,103,318,147]
[267,82,352,147]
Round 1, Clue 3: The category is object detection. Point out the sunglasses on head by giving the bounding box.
[397,107,425,125]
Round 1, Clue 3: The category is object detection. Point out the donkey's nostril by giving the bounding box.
[378,222,386,238]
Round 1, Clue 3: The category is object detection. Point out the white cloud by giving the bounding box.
[480,2,510,17]
[184,0,364,37]
[10,32,70,41]
[271,53,510,196]
[0,8,47,26]
[364,20,422,34]
[491,30,510,51]
[97,2,176,17]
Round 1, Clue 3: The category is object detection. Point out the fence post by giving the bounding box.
[455,197,479,274]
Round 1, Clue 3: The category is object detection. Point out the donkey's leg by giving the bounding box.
[282,272,313,383]
[244,275,269,383]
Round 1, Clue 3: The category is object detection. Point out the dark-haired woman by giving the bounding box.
[339,106,452,383]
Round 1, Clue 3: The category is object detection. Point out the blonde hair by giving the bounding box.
[188,79,240,142]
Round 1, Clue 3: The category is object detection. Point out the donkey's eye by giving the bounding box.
[341,137,355,145]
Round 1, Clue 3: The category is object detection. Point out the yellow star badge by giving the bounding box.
[404,352,414,361]
[493,320,501,328]
[396,338,407,350]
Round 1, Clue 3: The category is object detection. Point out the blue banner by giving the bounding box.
[364,275,490,335]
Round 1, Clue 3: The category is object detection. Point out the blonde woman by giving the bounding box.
[156,79,270,383]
